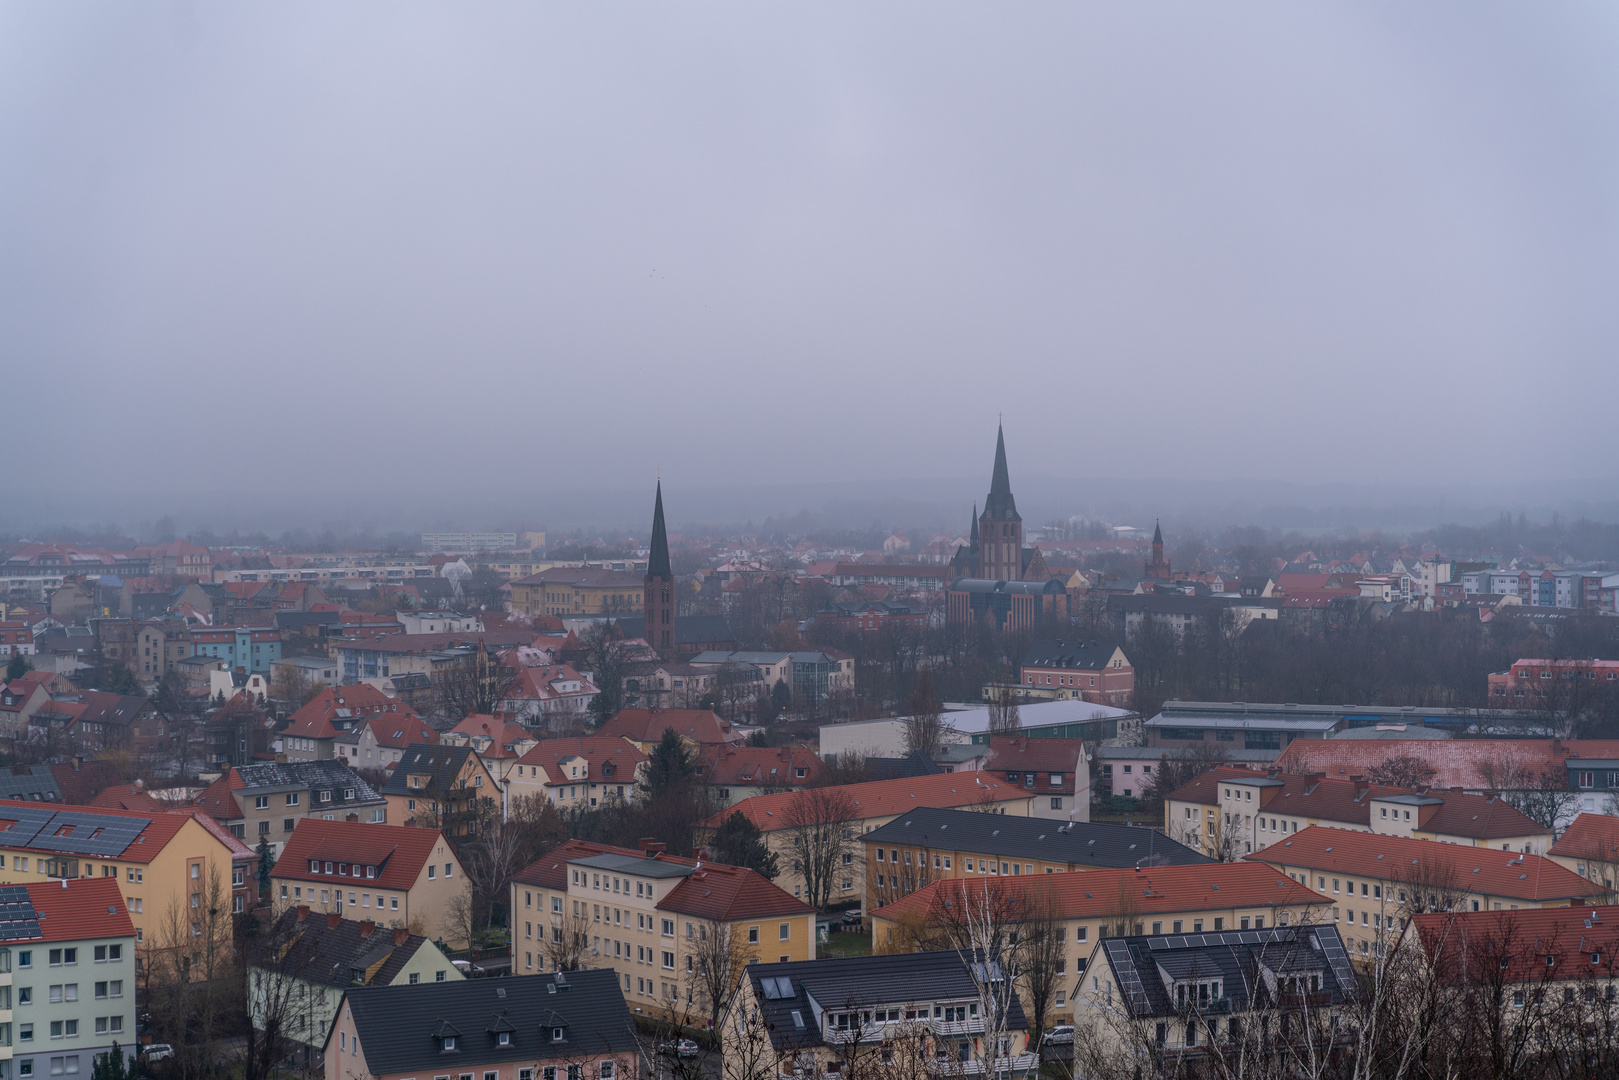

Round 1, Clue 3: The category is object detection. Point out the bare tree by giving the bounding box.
[1014,885,1067,1048]
[986,685,1022,735]
[902,667,946,758]
[435,642,513,722]
[1367,754,1439,789]
[684,917,757,1030]
[147,864,238,1080]
[542,909,595,972]
[782,785,858,909]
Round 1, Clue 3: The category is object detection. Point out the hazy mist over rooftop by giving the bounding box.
[3,4,1618,533]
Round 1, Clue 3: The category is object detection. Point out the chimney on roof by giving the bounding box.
[1449,787,1463,794]
[1350,776,1368,797]
[640,838,666,858]
[359,919,376,938]
[296,905,310,923]
[327,912,341,929]
[394,926,409,946]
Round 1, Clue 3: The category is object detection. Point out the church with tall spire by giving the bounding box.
[950,424,1047,584]
[643,481,675,656]
[946,424,1063,631]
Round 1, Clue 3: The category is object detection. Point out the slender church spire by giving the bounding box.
[1152,518,1162,545]
[969,502,980,549]
[983,423,1020,521]
[648,481,672,579]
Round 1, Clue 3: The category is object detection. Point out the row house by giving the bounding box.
[380,745,499,834]
[1019,639,1134,708]
[194,758,388,855]
[1164,767,1553,859]
[270,818,470,948]
[507,737,647,810]
[496,664,600,730]
[1251,826,1603,964]
[861,806,1207,913]
[333,713,440,770]
[188,625,281,675]
[327,969,638,1080]
[695,772,1035,907]
[0,799,255,938]
[871,863,1327,1026]
[281,685,421,762]
[509,838,813,1019]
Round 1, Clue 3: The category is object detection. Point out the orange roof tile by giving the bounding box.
[1251,825,1603,903]
[875,862,1325,924]
[659,862,814,921]
[1550,813,1619,863]
[596,708,742,747]
[516,738,646,786]
[701,772,1033,833]
[284,686,417,740]
[25,877,135,943]
[272,818,451,892]
[1409,905,1619,984]
[0,798,198,864]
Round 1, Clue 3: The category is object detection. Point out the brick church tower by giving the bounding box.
[643,481,675,657]
[978,424,1023,582]
[1145,519,1172,579]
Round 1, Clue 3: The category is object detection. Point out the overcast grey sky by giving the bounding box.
[3,3,1617,520]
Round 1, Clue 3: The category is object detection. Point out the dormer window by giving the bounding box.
[443,1037,457,1051]
[320,791,332,803]
[552,1028,565,1042]
[309,860,320,873]
[498,1032,511,1046]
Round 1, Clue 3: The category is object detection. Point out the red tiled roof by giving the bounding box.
[659,862,814,921]
[1274,739,1619,791]
[703,772,1033,832]
[981,737,1086,794]
[596,708,741,747]
[875,862,1325,924]
[193,773,244,821]
[89,786,166,814]
[174,808,256,859]
[1251,825,1603,903]
[358,714,440,750]
[1550,813,1619,863]
[697,746,823,787]
[515,737,646,785]
[272,819,451,891]
[47,761,123,805]
[1417,793,1547,840]
[1409,905,1619,984]
[507,838,810,921]
[0,798,198,864]
[512,838,626,890]
[25,877,135,943]
[284,685,417,740]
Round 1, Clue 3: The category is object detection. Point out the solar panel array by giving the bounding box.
[0,885,41,942]
[760,977,795,999]
[1103,939,1152,1012]
[1144,929,1286,951]
[28,811,149,857]
[0,806,60,849]
[1313,930,1356,990]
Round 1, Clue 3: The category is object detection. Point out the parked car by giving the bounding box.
[1044,1026,1075,1045]
[676,1039,701,1058]
[143,1045,176,1062]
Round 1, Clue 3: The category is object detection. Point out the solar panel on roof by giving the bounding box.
[28,812,149,857]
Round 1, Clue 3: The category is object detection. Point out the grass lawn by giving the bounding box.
[820,932,873,959]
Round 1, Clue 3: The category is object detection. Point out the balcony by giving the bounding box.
[931,1019,986,1036]
[824,1024,888,1045]
[927,1054,1037,1077]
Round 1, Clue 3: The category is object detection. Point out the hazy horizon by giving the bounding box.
[4,4,1617,518]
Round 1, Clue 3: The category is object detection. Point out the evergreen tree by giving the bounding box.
[92,1042,128,1080]
[638,727,695,801]
[256,836,274,898]
[709,810,779,880]
[770,678,792,713]
[5,653,31,682]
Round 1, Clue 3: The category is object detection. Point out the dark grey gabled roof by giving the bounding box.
[345,968,635,1075]
[742,951,1027,1053]
[236,759,384,807]
[380,744,479,797]
[861,807,1209,869]
[1097,925,1356,1019]
[257,908,439,992]
[1023,640,1124,671]
[615,615,736,646]
[982,424,1020,522]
